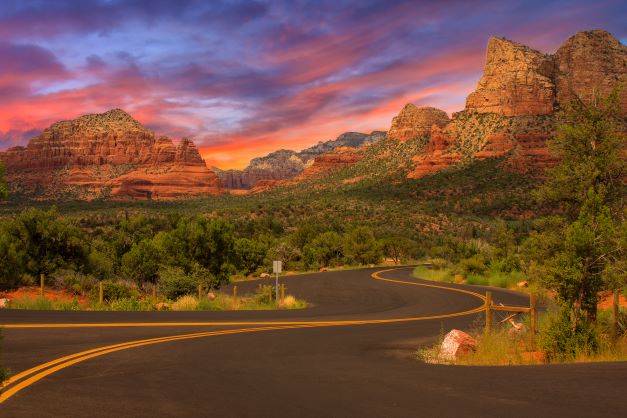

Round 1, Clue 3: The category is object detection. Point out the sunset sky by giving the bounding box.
[1,0,625,169]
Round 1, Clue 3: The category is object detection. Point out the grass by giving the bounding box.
[413,264,525,289]
[5,292,307,311]
[417,309,627,366]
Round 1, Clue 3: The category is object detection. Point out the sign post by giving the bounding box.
[272,260,282,306]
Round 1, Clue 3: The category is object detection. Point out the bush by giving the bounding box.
[255,284,276,305]
[460,254,487,274]
[8,296,53,310]
[90,280,137,302]
[171,295,199,311]
[430,258,448,270]
[158,266,199,300]
[540,309,599,361]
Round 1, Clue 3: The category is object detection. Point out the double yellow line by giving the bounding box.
[0,267,487,404]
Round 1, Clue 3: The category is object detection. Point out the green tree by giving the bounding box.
[527,89,625,334]
[303,231,344,268]
[121,239,163,283]
[382,236,416,264]
[343,226,382,265]
[0,208,88,286]
[157,217,237,287]
[234,238,267,275]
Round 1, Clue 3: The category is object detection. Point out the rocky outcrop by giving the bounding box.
[408,30,625,180]
[0,109,222,200]
[217,131,384,189]
[554,30,627,114]
[466,37,556,115]
[466,30,626,116]
[387,104,449,141]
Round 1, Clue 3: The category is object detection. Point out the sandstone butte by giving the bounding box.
[402,29,626,179]
[0,109,222,200]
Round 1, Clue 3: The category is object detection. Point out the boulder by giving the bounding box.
[0,298,9,308]
[206,292,216,301]
[439,329,477,361]
[154,302,170,311]
[516,281,529,288]
[259,273,271,279]
[319,267,329,272]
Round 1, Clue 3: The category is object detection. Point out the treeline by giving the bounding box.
[0,208,421,294]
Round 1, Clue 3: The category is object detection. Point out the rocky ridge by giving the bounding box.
[0,109,222,200]
[216,131,385,189]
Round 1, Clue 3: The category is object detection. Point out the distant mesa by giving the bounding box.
[216,131,385,189]
[0,109,222,200]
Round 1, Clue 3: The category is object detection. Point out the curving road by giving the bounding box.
[0,267,625,417]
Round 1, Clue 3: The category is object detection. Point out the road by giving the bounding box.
[0,267,625,417]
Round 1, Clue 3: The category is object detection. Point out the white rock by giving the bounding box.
[439,329,477,361]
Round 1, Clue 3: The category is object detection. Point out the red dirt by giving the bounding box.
[0,287,89,304]
[598,291,627,310]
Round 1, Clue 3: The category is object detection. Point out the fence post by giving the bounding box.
[614,289,620,339]
[269,286,273,305]
[529,293,536,347]
[233,286,238,305]
[281,284,285,304]
[40,273,45,297]
[99,282,104,304]
[485,291,492,336]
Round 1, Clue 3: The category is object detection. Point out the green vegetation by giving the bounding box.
[0,160,8,200]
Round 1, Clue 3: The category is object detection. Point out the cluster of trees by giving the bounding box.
[0,208,416,292]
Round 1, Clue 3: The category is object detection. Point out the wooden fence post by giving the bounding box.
[485,291,492,336]
[529,293,536,347]
[281,284,285,304]
[233,286,238,305]
[614,289,620,338]
[99,282,104,304]
[40,273,45,297]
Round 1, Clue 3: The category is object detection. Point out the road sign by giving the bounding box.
[273,260,282,274]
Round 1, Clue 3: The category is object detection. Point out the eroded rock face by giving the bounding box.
[387,104,449,141]
[554,30,627,114]
[466,37,555,116]
[216,131,384,189]
[0,109,222,200]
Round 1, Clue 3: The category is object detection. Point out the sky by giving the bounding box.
[0,0,625,169]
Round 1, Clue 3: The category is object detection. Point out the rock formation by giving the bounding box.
[217,131,384,189]
[466,30,626,116]
[0,109,222,200]
[554,30,627,113]
[408,29,625,179]
[466,37,555,115]
[387,105,449,141]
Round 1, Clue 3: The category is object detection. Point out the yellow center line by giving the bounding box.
[0,267,488,404]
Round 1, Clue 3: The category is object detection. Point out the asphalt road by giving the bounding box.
[0,267,625,417]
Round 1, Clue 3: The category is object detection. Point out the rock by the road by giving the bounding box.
[439,329,477,361]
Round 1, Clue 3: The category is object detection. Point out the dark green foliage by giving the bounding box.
[121,239,163,283]
[540,310,598,361]
[343,226,382,265]
[382,236,416,264]
[158,265,208,300]
[303,231,344,268]
[234,238,267,275]
[0,208,88,289]
[90,280,137,302]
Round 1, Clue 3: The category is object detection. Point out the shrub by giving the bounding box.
[255,284,276,305]
[158,266,198,300]
[460,254,487,274]
[430,258,448,270]
[540,309,599,361]
[171,295,199,311]
[90,280,137,302]
[9,296,53,310]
